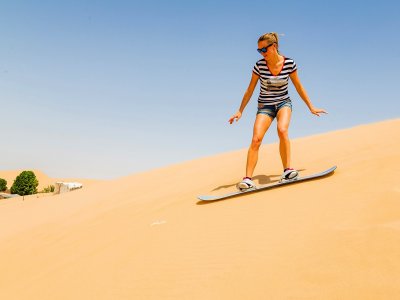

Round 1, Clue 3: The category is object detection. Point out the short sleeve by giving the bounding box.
[253,62,260,76]
[290,59,297,73]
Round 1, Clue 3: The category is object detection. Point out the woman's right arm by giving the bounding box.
[229,72,259,124]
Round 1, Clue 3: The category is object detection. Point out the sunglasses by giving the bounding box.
[257,43,274,53]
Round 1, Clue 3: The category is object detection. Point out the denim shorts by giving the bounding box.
[257,100,292,119]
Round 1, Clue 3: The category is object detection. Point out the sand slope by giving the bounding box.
[0,119,399,299]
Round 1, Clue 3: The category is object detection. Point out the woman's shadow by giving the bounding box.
[211,168,306,191]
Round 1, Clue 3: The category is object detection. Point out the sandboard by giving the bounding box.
[198,166,337,201]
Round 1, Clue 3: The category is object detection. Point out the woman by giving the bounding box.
[229,32,327,191]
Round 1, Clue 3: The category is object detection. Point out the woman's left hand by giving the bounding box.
[310,107,328,117]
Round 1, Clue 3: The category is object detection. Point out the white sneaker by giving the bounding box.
[237,177,256,191]
[280,168,299,182]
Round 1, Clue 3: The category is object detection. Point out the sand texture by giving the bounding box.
[0,119,399,299]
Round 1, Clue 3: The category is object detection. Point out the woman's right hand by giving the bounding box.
[229,111,242,124]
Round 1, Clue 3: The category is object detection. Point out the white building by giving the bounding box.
[54,182,83,194]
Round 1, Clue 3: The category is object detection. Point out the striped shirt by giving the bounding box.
[253,57,297,105]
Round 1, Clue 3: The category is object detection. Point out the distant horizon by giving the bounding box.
[1,0,399,179]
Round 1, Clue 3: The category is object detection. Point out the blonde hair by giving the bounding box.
[258,32,279,51]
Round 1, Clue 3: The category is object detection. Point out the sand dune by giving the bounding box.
[0,119,399,299]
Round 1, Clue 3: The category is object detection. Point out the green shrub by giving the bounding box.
[0,178,7,192]
[10,171,39,196]
[42,185,55,193]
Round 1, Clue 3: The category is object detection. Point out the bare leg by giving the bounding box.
[246,114,274,177]
[276,107,292,169]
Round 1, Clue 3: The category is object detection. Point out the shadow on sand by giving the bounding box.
[196,168,336,205]
[211,168,307,191]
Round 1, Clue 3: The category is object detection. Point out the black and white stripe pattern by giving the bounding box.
[253,57,297,105]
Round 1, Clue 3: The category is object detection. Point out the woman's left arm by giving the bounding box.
[289,70,327,117]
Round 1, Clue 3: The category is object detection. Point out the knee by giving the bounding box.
[250,136,262,150]
[277,126,289,139]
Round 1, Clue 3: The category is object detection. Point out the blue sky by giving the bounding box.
[1,0,399,179]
